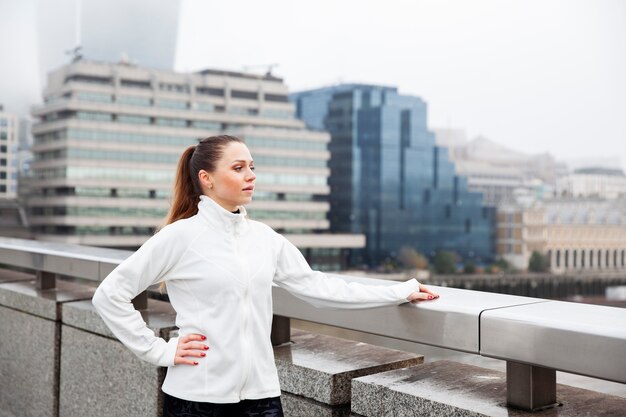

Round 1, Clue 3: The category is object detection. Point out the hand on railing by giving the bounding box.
[175,333,210,366]
[407,284,440,303]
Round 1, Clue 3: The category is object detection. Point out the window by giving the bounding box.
[156,100,188,109]
[65,74,112,85]
[117,115,151,125]
[0,145,6,153]
[117,95,151,107]
[156,118,187,127]
[76,111,112,122]
[121,79,151,89]
[196,87,224,97]
[159,83,189,93]
[264,93,288,103]
[231,90,258,100]
[76,92,113,103]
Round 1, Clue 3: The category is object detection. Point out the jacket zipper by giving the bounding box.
[235,228,252,399]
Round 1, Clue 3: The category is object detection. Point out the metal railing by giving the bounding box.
[0,237,624,412]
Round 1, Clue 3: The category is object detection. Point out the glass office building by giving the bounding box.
[291,85,495,266]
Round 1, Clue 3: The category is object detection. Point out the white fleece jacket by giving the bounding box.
[92,195,420,403]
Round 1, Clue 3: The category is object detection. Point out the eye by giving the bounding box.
[250,166,255,171]
[234,166,242,171]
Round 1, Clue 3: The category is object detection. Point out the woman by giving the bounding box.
[92,135,439,417]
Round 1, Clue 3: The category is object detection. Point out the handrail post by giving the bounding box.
[506,361,558,411]
[36,270,56,290]
[271,315,290,346]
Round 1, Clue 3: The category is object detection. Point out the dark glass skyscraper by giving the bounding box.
[291,84,495,267]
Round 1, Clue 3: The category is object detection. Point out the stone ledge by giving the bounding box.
[351,360,626,417]
[0,280,94,320]
[62,298,177,339]
[274,329,423,406]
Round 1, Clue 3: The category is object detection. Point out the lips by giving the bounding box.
[242,186,255,192]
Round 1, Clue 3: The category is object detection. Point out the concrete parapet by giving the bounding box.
[59,299,177,417]
[274,329,423,406]
[0,280,94,417]
[351,360,626,417]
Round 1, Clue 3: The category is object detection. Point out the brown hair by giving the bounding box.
[163,135,244,226]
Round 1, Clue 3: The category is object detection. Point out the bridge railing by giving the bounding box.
[0,236,624,412]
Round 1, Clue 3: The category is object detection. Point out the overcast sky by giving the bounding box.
[1,0,624,170]
[176,0,626,169]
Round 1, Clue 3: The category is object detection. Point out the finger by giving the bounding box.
[406,292,431,302]
[175,357,199,366]
[181,333,206,343]
[181,342,210,351]
[419,285,440,297]
[179,350,207,358]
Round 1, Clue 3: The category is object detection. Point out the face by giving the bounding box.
[199,142,256,212]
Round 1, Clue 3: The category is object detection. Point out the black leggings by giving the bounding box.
[163,392,284,417]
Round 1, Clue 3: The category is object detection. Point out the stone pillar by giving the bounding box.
[0,280,95,417]
[59,299,177,417]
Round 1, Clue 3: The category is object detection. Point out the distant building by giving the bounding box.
[292,85,495,267]
[497,198,626,272]
[0,107,19,199]
[27,60,363,270]
[433,129,565,206]
[556,167,626,199]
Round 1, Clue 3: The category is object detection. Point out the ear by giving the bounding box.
[198,170,213,190]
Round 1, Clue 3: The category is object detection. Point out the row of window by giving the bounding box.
[30,206,325,220]
[75,92,294,118]
[35,129,328,152]
[31,206,166,217]
[65,75,289,102]
[50,110,294,130]
[34,148,327,168]
[550,248,626,269]
[34,166,328,186]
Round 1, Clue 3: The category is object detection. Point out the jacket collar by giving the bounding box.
[198,195,248,236]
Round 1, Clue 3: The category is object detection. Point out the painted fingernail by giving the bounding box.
[200,336,206,340]
[193,361,198,365]
[428,295,433,300]
[204,345,209,350]
[200,352,206,357]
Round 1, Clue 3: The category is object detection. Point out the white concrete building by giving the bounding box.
[434,129,564,206]
[556,168,626,199]
[28,60,363,270]
[497,198,626,272]
[0,106,19,199]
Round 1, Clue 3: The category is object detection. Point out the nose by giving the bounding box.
[247,168,256,181]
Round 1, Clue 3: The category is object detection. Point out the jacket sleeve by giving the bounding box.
[273,235,419,309]
[92,225,181,367]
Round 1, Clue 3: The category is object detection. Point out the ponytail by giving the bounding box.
[160,135,244,230]
[163,145,199,227]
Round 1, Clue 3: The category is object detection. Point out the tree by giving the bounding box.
[463,260,476,274]
[398,247,429,270]
[434,251,457,274]
[528,251,549,273]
